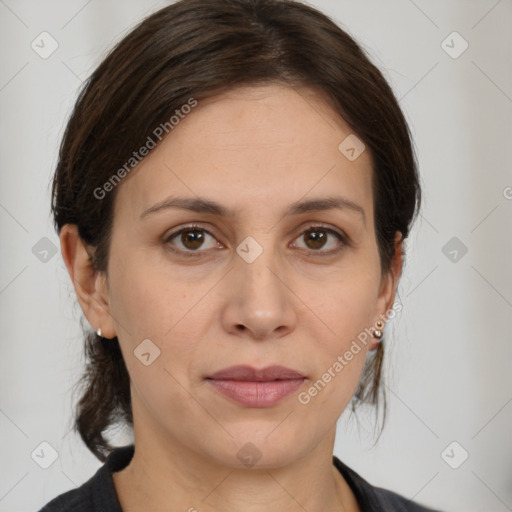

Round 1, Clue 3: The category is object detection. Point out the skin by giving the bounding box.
[60,83,402,512]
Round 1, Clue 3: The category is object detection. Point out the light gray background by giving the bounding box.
[1,1,511,511]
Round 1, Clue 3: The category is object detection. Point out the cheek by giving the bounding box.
[107,247,184,336]
[305,265,380,349]
[107,250,214,382]
[110,261,205,419]
[297,284,376,420]
[295,261,380,409]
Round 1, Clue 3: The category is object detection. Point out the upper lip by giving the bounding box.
[206,365,305,382]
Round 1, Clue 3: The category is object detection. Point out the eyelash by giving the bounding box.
[164,223,349,258]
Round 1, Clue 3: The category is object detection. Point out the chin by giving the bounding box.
[200,429,310,471]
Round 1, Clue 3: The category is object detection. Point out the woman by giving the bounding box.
[39,0,442,510]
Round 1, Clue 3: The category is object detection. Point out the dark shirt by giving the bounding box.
[37,444,442,511]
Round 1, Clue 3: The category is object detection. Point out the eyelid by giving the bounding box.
[165,223,219,241]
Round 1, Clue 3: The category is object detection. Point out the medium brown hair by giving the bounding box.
[51,0,420,462]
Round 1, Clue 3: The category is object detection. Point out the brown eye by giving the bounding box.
[180,229,205,250]
[293,226,346,255]
[304,228,328,249]
[165,225,221,254]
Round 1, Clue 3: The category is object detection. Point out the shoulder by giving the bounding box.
[37,445,135,512]
[37,478,95,512]
[366,485,442,512]
[333,456,444,512]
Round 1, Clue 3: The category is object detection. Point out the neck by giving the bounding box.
[112,396,360,512]
[113,437,359,512]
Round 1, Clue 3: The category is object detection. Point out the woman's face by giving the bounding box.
[97,84,400,468]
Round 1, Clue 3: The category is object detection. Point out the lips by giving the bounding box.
[205,365,306,407]
[206,365,305,382]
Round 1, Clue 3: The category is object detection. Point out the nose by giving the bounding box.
[220,242,297,341]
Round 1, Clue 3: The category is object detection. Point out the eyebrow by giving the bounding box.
[139,195,366,225]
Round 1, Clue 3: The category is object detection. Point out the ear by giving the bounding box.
[368,231,403,350]
[59,224,117,339]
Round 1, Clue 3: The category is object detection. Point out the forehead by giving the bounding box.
[113,84,374,223]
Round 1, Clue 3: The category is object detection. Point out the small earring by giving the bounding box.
[373,320,384,339]
[96,328,102,337]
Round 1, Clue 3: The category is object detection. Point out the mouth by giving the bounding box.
[205,365,306,407]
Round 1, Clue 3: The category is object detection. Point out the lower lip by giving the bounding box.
[206,378,305,407]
